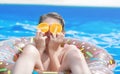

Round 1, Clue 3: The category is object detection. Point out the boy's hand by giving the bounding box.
[34,30,47,55]
[48,33,64,56]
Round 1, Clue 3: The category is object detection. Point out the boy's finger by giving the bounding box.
[39,32,43,37]
[50,35,53,40]
[57,33,64,39]
[43,36,47,40]
[36,30,41,38]
[53,34,57,39]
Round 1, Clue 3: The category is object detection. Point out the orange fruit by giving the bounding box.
[50,23,62,34]
[37,23,49,33]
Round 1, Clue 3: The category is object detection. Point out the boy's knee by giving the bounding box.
[22,44,40,58]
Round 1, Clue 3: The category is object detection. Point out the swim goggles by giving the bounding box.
[37,23,62,34]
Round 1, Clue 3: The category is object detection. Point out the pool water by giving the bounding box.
[0,4,120,74]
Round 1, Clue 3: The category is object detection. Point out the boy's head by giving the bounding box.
[39,12,65,32]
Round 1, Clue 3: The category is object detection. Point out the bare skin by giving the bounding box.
[12,17,92,74]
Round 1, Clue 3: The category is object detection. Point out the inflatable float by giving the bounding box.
[0,37,116,74]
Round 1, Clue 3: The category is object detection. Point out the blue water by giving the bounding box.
[0,4,120,74]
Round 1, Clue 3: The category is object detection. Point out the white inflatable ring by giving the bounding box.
[0,37,116,74]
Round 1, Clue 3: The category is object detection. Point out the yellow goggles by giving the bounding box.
[37,23,62,34]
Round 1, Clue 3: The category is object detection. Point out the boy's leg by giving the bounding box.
[12,44,43,74]
[59,44,91,74]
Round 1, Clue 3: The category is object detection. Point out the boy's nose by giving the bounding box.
[44,31,52,37]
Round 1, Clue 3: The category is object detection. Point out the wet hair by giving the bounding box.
[39,12,65,31]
